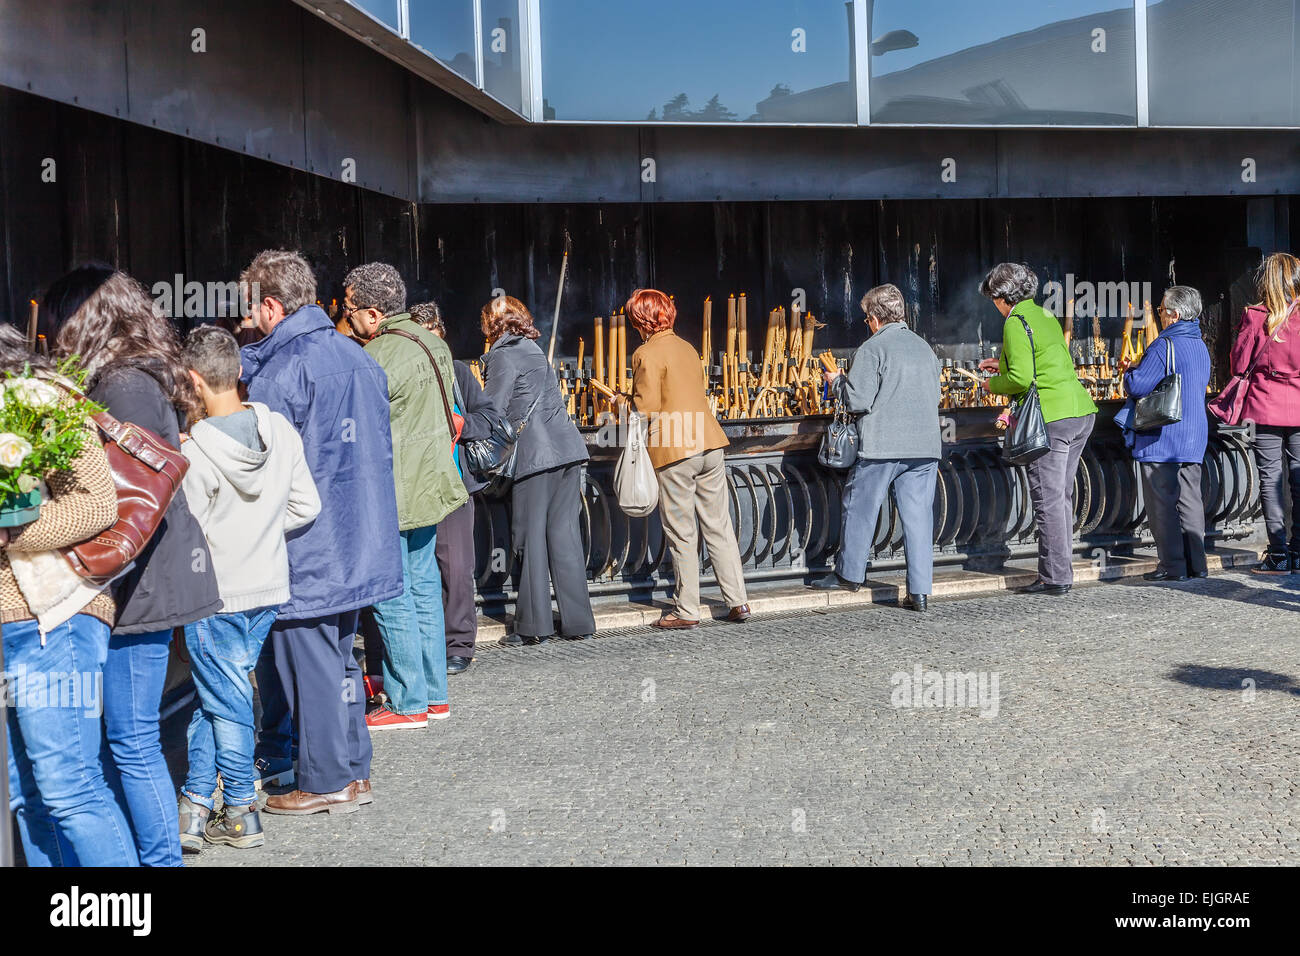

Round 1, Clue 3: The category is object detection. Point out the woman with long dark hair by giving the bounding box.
[48,265,221,866]
[0,324,138,866]
[479,295,594,644]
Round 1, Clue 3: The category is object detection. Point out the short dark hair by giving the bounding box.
[345,262,406,316]
[183,323,242,391]
[410,301,445,336]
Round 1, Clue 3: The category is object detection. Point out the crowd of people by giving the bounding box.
[3,247,1297,866]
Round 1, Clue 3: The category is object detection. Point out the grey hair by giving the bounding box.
[183,324,242,391]
[860,284,906,324]
[979,263,1039,304]
[1161,285,1202,322]
[345,262,406,317]
[240,249,316,316]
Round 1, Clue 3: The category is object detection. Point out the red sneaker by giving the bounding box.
[428,703,451,720]
[365,706,427,731]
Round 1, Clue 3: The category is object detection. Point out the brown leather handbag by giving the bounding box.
[60,409,189,585]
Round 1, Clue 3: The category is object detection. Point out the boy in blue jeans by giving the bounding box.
[178,326,321,850]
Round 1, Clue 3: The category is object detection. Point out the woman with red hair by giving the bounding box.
[626,289,751,628]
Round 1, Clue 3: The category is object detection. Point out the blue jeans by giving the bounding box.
[837,458,938,595]
[371,525,447,715]
[182,609,277,811]
[4,615,138,867]
[101,629,182,867]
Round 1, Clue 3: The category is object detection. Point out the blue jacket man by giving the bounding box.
[241,305,403,616]
[237,250,402,812]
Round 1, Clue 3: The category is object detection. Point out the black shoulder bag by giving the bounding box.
[1131,337,1183,432]
[1002,313,1051,465]
[463,375,545,498]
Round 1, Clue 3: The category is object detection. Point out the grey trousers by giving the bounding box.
[1139,462,1207,576]
[656,447,748,620]
[1251,426,1300,551]
[510,464,596,638]
[836,458,938,595]
[1026,414,1095,586]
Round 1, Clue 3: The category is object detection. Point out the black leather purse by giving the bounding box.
[463,392,543,497]
[1001,313,1051,466]
[1132,338,1183,432]
[818,401,859,470]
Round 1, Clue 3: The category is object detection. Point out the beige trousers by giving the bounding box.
[656,447,748,620]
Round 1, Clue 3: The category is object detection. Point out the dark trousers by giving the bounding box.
[1026,414,1095,586]
[437,495,479,657]
[510,464,596,638]
[1252,426,1300,551]
[1139,462,1207,576]
[268,611,370,795]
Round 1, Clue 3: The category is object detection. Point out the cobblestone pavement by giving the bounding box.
[187,570,1300,866]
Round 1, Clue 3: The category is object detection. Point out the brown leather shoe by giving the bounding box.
[355,780,373,806]
[652,613,699,630]
[727,604,752,623]
[264,782,360,816]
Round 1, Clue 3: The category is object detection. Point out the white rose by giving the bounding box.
[5,377,60,408]
[0,433,32,469]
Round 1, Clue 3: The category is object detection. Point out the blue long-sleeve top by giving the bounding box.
[1122,319,1211,463]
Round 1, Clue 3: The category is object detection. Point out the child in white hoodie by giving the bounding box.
[177,325,321,851]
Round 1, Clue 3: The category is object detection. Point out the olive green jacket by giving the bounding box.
[987,299,1098,424]
[363,314,467,531]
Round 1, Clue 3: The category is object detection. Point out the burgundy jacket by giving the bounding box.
[1230,304,1300,427]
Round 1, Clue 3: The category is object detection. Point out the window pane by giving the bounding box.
[482,0,524,112]
[1148,0,1300,127]
[409,1,477,82]
[540,0,855,123]
[869,0,1137,125]
[348,0,401,32]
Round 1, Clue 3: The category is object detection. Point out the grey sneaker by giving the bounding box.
[179,793,209,854]
[205,803,266,849]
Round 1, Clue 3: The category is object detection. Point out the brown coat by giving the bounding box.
[631,330,728,470]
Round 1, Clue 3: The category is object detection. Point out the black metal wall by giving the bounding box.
[3,85,1294,371]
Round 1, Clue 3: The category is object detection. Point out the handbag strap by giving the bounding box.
[1009,312,1039,385]
[377,326,458,438]
[1165,336,1176,375]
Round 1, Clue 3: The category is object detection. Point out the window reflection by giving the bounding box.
[348,0,401,31]
[869,0,1137,125]
[482,0,524,112]
[540,0,855,123]
[409,1,477,83]
[1148,0,1300,127]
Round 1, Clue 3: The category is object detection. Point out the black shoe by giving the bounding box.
[447,656,472,675]
[205,803,265,849]
[562,633,593,641]
[809,572,860,592]
[500,633,524,647]
[1143,569,1189,582]
[902,593,928,612]
[1289,549,1300,573]
[1188,570,1210,579]
[1020,579,1070,596]
[1253,548,1290,574]
[522,634,552,646]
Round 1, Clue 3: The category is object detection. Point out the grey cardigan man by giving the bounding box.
[811,284,942,610]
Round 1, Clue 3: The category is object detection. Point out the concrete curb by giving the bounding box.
[474,545,1263,643]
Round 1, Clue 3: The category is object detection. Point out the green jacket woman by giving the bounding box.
[979,263,1097,597]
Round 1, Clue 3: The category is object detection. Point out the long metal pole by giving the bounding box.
[547,249,568,364]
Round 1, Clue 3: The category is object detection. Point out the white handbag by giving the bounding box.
[614,412,660,517]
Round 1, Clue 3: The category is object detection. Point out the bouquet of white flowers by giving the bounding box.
[0,358,104,527]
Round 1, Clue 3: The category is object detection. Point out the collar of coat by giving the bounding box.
[240,304,332,381]
[375,312,414,336]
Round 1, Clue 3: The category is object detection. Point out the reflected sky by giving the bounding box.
[349,0,401,31]
[408,1,477,82]
[540,0,854,122]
